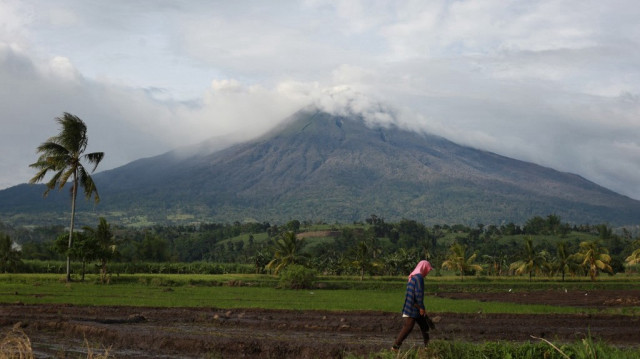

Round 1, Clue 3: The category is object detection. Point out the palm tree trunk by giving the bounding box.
[81,257,86,281]
[101,259,107,284]
[66,175,78,282]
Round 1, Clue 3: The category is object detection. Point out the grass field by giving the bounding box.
[2,273,640,316]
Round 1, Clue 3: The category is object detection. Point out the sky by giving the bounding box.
[1,0,639,200]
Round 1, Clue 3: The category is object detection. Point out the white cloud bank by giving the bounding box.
[0,0,639,201]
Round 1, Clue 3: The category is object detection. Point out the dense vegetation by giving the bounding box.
[2,214,639,280]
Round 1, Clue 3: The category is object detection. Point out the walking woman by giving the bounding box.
[392,260,433,351]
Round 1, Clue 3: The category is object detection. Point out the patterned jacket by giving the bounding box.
[401,273,425,318]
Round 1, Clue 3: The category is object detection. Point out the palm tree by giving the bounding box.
[441,242,483,281]
[572,240,613,281]
[482,253,508,276]
[84,217,117,284]
[625,239,640,268]
[626,248,640,267]
[266,231,307,274]
[554,241,574,281]
[350,229,383,280]
[29,113,104,282]
[509,237,550,281]
[351,240,384,280]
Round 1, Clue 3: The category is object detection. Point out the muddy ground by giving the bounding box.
[1,289,639,358]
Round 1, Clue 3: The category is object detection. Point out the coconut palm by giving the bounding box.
[350,229,383,280]
[509,237,550,281]
[624,239,640,268]
[572,240,612,281]
[266,231,308,274]
[482,253,508,276]
[441,242,482,281]
[626,248,640,267]
[83,217,117,284]
[29,113,104,282]
[350,240,384,280]
[554,241,574,281]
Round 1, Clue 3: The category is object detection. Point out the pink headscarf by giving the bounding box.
[408,260,432,282]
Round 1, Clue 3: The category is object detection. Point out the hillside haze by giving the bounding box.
[1,109,639,226]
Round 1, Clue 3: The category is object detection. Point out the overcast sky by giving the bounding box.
[1,0,639,200]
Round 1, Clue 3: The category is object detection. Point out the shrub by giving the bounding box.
[278,264,317,289]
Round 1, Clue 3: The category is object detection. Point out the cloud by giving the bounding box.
[0,45,309,188]
[0,0,31,48]
[0,46,167,186]
[1,0,639,202]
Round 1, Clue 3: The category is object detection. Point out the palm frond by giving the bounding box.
[35,141,68,156]
[55,113,88,153]
[45,170,64,194]
[29,165,53,185]
[626,248,640,265]
[84,152,105,171]
[79,165,100,202]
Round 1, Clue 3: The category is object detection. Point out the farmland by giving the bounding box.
[1,274,640,358]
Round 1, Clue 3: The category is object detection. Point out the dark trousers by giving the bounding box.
[393,316,430,348]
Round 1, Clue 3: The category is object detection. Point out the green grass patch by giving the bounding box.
[1,274,639,316]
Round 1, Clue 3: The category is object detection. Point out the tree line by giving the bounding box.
[2,214,639,281]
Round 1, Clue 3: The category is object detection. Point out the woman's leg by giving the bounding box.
[393,317,416,349]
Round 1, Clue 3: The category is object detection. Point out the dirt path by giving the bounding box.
[2,291,639,358]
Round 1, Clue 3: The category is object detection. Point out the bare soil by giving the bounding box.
[1,289,639,358]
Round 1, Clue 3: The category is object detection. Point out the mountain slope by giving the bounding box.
[1,109,639,226]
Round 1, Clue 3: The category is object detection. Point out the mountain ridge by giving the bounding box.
[0,108,638,226]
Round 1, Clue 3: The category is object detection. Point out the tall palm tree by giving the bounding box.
[572,240,613,281]
[509,237,550,281]
[29,113,104,282]
[441,242,483,281]
[266,231,307,274]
